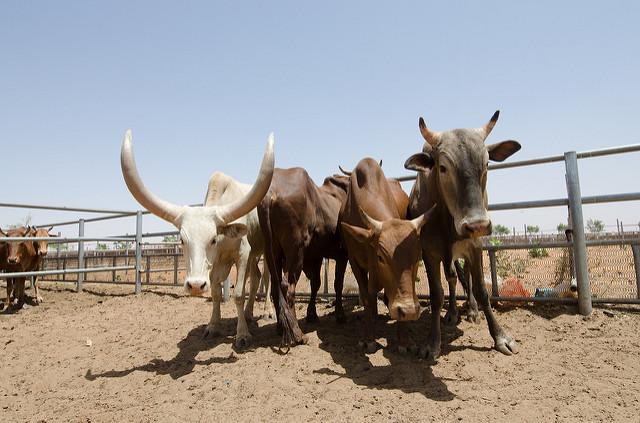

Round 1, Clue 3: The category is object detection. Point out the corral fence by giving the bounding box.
[1,144,639,315]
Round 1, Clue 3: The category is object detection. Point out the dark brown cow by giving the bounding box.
[258,168,350,345]
[404,111,521,360]
[339,158,434,353]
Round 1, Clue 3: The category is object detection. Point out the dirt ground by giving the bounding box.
[1,283,639,423]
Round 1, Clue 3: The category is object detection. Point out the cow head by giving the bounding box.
[341,206,434,321]
[121,130,275,296]
[3,226,32,269]
[404,111,520,238]
[30,226,55,257]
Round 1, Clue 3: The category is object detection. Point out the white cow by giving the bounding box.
[120,130,274,347]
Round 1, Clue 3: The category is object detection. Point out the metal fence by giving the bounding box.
[1,144,639,314]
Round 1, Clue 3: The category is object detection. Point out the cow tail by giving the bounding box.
[259,195,304,349]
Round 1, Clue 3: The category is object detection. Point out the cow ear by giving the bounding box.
[219,223,248,239]
[340,222,372,244]
[487,140,521,162]
[404,153,434,172]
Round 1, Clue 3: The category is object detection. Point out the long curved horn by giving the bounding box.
[359,207,383,233]
[338,165,352,176]
[419,117,440,146]
[481,110,500,140]
[120,130,184,224]
[217,133,275,225]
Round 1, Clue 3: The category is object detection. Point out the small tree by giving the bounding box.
[493,224,511,236]
[586,218,604,233]
[526,225,540,234]
[113,240,133,250]
[96,242,108,251]
[163,235,179,243]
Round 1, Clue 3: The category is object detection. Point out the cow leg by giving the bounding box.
[421,254,443,361]
[305,258,322,323]
[15,278,26,308]
[204,262,232,339]
[259,262,274,320]
[243,257,260,322]
[4,278,14,309]
[470,247,518,355]
[33,276,43,304]
[233,247,253,348]
[333,256,348,324]
[350,263,376,353]
[443,259,460,327]
[458,261,479,323]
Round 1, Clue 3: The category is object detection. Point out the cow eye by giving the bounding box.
[211,238,217,245]
[439,165,447,174]
[377,254,384,263]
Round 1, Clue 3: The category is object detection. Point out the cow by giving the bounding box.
[258,168,350,346]
[404,110,521,360]
[0,226,33,309]
[339,158,435,353]
[27,226,55,304]
[120,130,275,348]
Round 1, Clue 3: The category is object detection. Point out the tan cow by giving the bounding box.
[339,158,434,353]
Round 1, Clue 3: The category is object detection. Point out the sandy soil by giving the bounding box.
[1,282,639,422]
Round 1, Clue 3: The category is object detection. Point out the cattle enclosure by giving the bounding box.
[2,143,639,308]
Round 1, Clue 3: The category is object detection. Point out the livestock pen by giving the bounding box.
[2,144,640,312]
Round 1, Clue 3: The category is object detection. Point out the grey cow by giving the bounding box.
[404,110,521,360]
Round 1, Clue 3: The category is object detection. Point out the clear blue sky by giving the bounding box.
[1,1,639,239]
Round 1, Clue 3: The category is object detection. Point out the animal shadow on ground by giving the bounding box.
[85,318,281,381]
[313,300,466,401]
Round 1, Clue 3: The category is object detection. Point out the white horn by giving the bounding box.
[217,133,275,225]
[120,130,183,224]
[480,110,500,140]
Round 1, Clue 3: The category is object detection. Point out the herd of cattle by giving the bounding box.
[1,111,520,361]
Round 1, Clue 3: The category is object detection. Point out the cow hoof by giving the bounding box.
[235,334,252,349]
[495,334,519,355]
[203,325,222,339]
[35,296,43,305]
[466,310,480,323]
[443,309,459,327]
[418,345,440,362]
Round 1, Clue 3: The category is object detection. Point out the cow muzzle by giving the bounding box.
[184,278,209,296]
[461,218,492,238]
[389,299,421,321]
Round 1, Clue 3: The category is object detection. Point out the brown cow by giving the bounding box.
[339,158,434,353]
[0,226,33,309]
[258,168,350,346]
[404,110,521,360]
[27,226,55,303]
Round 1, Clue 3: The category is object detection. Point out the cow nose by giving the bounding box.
[8,257,18,264]
[200,282,207,290]
[462,220,492,237]
[186,281,192,290]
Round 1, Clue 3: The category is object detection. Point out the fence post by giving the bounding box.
[564,151,592,315]
[76,219,85,292]
[632,244,640,299]
[489,250,498,297]
[135,211,142,295]
[323,258,329,295]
